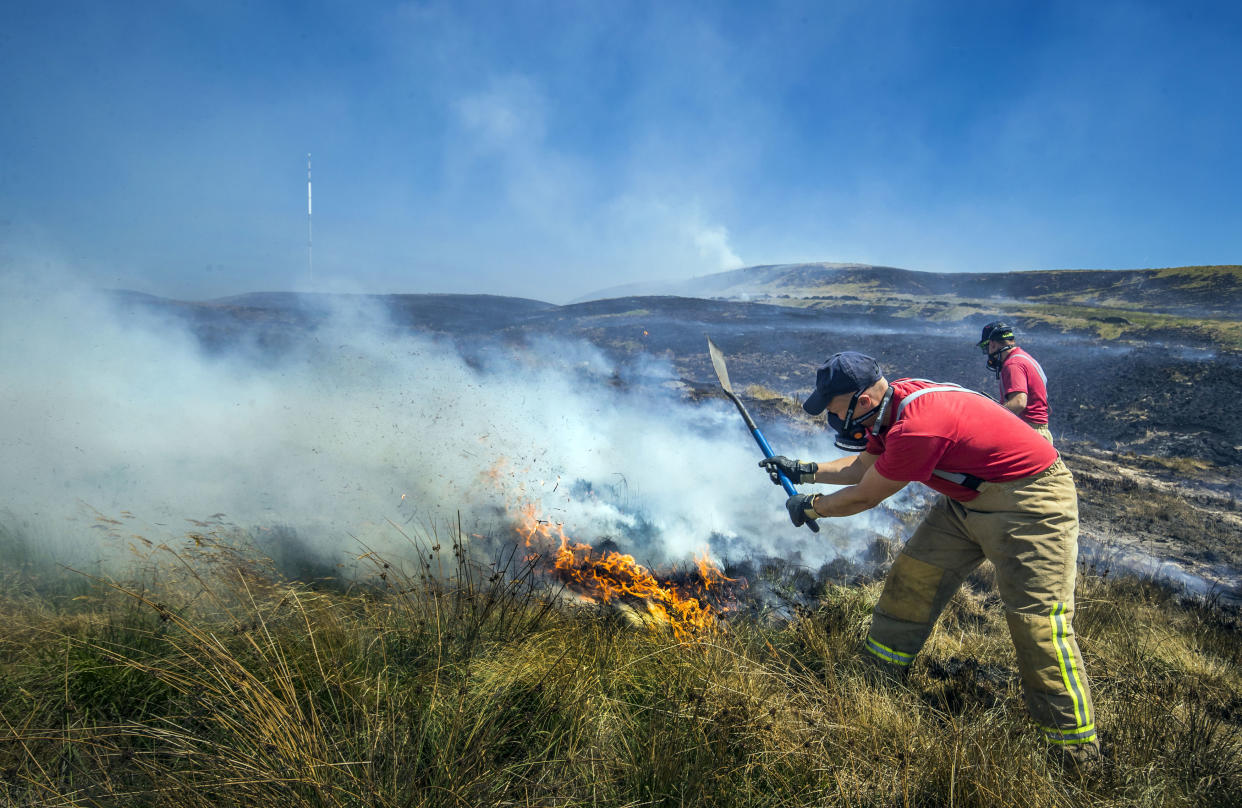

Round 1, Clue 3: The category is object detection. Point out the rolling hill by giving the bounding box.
[579,263,1242,328]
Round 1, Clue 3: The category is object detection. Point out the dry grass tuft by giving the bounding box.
[1,519,1240,807]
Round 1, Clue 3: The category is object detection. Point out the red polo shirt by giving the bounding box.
[999,346,1049,425]
[867,378,1059,501]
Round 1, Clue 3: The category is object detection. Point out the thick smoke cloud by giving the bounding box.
[0,268,904,575]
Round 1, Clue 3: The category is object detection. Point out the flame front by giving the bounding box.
[514,504,732,637]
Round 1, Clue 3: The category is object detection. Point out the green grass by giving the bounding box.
[1014,302,1242,346]
[1,523,1240,807]
[767,295,1242,348]
[722,264,1242,348]
[1151,265,1242,286]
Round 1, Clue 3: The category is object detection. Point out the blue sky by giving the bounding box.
[1,0,1239,302]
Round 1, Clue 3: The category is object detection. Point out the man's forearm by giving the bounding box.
[811,486,878,517]
[1004,392,1028,415]
[808,465,908,518]
[812,454,870,485]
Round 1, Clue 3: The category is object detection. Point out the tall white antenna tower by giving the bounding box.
[307,153,313,281]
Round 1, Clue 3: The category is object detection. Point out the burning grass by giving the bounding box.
[1,517,1241,807]
[513,503,739,638]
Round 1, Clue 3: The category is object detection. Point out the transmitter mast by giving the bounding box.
[307,153,313,281]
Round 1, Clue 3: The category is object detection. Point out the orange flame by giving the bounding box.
[513,504,733,637]
[696,550,736,590]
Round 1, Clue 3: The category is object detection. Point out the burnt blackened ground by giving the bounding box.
[1068,442,1242,603]
[108,288,1242,474]
[108,287,1242,479]
[107,288,1242,598]
[485,295,1242,469]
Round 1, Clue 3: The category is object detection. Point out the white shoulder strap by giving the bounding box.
[1013,352,1043,384]
[1015,352,1048,384]
[890,382,991,490]
[893,383,989,421]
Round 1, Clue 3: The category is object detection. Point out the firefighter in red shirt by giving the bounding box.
[978,321,1053,443]
[760,351,1099,764]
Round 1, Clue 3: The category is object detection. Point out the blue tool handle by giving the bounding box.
[750,428,820,533]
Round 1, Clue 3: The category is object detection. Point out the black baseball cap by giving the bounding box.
[802,352,883,415]
[976,321,1014,349]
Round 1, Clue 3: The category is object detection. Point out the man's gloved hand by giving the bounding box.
[758,455,818,485]
[785,493,820,527]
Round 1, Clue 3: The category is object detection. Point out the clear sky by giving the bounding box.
[2,0,1239,303]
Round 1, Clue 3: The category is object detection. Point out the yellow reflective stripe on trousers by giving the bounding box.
[1050,603,1090,727]
[1041,722,1096,745]
[866,636,914,666]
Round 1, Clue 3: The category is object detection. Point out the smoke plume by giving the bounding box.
[0,267,905,575]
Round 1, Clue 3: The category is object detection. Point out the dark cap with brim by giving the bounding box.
[802,352,883,415]
[977,321,1014,348]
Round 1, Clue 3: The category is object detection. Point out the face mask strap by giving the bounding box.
[833,388,890,451]
[841,390,862,430]
[986,344,1014,375]
[872,387,895,433]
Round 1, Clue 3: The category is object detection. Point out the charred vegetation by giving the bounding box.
[105,265,1242,599]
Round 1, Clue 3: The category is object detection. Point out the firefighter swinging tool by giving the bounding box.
[707,337,819,533]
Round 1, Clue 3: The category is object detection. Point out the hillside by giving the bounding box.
[105,282,1242,601]
[108,284,1242,471]
[580,263,1242,333]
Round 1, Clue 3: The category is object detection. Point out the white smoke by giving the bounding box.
[0,266,898,575]
[692,222,743,271]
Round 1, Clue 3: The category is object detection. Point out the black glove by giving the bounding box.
[759,455,818,485]
[785,493,820,527]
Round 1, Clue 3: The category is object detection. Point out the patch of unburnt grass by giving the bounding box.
[1,520,1240,807]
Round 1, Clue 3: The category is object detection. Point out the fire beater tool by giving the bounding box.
[707,337,819,533]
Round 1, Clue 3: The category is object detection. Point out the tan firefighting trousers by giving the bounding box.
[865,459,1097,752]
[1030,422,1054,445]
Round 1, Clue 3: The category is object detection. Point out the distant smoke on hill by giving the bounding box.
[572,262,891,303]
[0,268,910,577]
[574,262,1242,318]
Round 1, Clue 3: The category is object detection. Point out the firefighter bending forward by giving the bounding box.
[760,351,1099,763]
